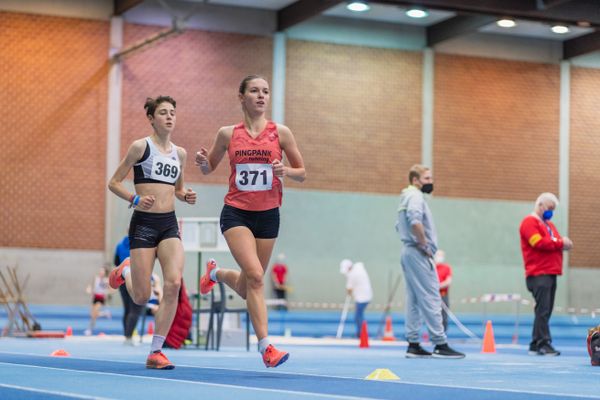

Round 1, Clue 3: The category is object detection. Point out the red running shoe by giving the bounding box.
[146,351,175,370]
[109,258,129,289]
[262,344,289,368]
[200,258,218,295]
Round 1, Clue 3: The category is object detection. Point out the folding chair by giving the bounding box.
[205,282,250,351]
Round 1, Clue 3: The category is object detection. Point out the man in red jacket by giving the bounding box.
[520,192,573,356]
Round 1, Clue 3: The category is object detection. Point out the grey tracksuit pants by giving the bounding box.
[401,245,447,345]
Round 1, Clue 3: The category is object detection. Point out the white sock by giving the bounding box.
[258,337,270,354]
[150,335,166,353]
[209,267,220,282]
[122,266,131,279]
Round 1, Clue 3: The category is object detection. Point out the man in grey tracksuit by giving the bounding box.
[395,164,464,359]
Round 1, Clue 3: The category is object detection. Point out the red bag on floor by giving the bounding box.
[165,280,192,349]
[587,325,600,366]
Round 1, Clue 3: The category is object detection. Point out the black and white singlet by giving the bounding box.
[133,137,181,186]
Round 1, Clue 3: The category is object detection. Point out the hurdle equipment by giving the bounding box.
[461,293,522,343]
[27,331,65,338]
[0,265,44,337]
[482,320,496,353]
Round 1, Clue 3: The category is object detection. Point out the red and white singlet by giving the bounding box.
[224,121,283,211]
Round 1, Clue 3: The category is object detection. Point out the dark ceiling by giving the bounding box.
[114,0,600,59]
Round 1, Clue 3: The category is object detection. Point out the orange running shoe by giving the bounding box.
[199,259,218,295]
[262,344,289,368]
[146,351,175,370]
[109,258,130,289]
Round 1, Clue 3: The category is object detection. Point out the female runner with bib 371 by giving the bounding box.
[195,75,305,368]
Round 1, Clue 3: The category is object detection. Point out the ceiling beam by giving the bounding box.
[535,0,575,10]
[427,15,497,46]
[563,30,600,59]
[374,0,534,14]
[113,0,144,16]
[277,0,343,31]
[373,0,600,27]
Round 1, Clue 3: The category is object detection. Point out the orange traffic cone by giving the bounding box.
[147,321,154,336]
[359,320,369,348]
[481,320,496,353]
[382,316,396,341]
[65,326,73,337]
[50,349,70,357]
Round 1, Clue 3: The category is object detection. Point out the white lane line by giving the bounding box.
[0,383,114,400]
[1,352,598,399]
[0,362,375,400]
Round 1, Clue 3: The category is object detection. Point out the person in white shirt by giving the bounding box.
[340,259,373,338]
[85,265,111,336]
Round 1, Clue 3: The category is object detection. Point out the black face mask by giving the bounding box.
[421,183,434,194]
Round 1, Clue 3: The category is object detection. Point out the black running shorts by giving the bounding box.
[220,204,279,239]
[128,210,180,249]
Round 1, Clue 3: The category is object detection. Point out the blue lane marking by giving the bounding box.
[0,352,595,400]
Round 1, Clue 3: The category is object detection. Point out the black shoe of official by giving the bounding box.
[405,343,432,358]
[537,343,560,356]
[528,342,538,355]
[432,343,465,359]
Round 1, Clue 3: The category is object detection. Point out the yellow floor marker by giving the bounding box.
[364,368,400,381]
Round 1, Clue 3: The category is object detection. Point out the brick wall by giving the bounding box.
[285,40,422,194]
[3,13,599,269]
[569,67,600,268]
[119,24,273,186]
[434,54,560,201]
[0,12,108,249]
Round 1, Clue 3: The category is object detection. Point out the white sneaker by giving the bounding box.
[84,329,92,336]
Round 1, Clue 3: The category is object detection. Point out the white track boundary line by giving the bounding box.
[186,364,600,399]
[0,382,114,400]
[0,362,375,400]
[1,352,598,400]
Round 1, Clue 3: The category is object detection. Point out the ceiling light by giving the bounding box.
[496,18,516,28]
[406,7,429,19]
[346,1,370,12]
[551,25,570,34]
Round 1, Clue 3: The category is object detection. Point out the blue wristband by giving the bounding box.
[129,195,140,208]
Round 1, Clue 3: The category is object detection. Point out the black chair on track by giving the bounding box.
[205,282,250,351]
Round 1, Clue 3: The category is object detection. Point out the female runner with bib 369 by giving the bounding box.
[195,75,305,368]
[108,96,197,370]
